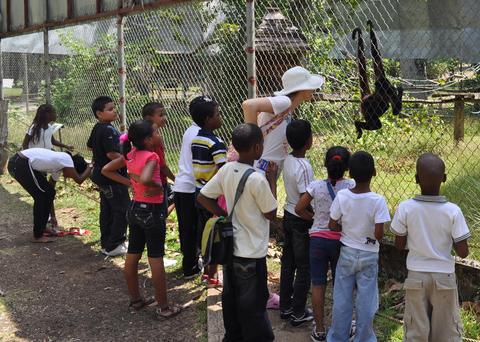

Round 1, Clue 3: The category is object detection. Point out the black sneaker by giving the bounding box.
[280,307,293,320]
[290,308,314,327]
[311,326,326,342]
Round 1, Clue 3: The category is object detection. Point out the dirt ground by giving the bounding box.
[0,176,205,342]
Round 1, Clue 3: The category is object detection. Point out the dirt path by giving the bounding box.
[0,176,205,342]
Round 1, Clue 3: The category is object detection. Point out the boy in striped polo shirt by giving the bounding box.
[190,96,227,285]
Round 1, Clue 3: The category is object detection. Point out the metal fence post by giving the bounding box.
[23,53,29,115]
[117,14,127,132]
[44,28,51,104]
[0,39,9,174]
[246,0,256,99]
[453,95,465,143]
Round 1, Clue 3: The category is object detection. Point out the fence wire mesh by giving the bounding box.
[4,0,480,260]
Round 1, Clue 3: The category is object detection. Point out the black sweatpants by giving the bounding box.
[279,210,312,316]
[222,256,274,342]
[98,183,129,252]
[174,191,200,277]
[7,153,55,238]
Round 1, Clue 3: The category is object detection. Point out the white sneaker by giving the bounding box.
[164,258,177,267]
[105,242,128,256]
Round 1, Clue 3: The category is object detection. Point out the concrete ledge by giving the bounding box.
[207,287,225,342]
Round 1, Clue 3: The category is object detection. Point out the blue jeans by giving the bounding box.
[327,246,379,342]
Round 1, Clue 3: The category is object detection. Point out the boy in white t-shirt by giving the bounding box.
[390,153,470,342]
[327,151,390,342]
[197,123,277,342]
[279,119,315,326]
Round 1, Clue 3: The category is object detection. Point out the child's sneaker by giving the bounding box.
[105,242,128,257]
[311,325,326,342]
[280,307,293,320]
[290,308,314,327]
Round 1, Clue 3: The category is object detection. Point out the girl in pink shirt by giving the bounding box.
[102,120,181,319]
[295,146,354,340]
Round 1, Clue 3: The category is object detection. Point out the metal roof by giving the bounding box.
[0,0,191,38]
[328,0,480,62]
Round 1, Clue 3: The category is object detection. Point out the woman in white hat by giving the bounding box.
[241,66,324,311]
[242,66,325,175]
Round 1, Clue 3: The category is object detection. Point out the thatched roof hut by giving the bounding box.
[255,7,309,95]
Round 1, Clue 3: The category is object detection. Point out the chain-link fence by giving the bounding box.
[4,0,480,260]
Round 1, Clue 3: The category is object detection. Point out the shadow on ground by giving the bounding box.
[0,179,205,342]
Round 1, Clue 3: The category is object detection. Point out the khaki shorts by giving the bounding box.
[403,271,463,342]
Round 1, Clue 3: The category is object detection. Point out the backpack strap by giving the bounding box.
[325,179,336,201]
[226,168,255,221]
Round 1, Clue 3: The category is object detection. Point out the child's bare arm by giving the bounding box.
[374,223,384,240]
[295,192,314,221]
[329,218,341,231]
[242,98,274,124]
[454,240,469,259]
[160,165,175,182]
[140,160,163,189]
[394,235,407,250]
[52,137,74,151]
[263,209,277,221]
[265,162,278,199]
[101,157,130,187]
[64,164,92,184]
[106,151,123,161]
[197,194,227,217]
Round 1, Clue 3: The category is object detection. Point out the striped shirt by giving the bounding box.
[191,129,227,189]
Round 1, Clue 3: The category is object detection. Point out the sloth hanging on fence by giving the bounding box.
[352,20,403,139]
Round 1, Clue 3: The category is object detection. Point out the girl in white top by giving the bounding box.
[22,104,73,151]
[21,104,74,233]
[295,146,354,340]
[242,66,325,176]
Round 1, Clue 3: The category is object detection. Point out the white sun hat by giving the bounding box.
[274,66,325,96]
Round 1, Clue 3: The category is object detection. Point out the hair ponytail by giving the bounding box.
[30,104,56,144]
[122,139,133,159]
[325,146,351,183]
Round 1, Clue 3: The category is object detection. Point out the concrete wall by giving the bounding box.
[380,243,480,301]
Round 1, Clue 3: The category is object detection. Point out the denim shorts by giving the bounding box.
[309,237,341,285]
[126,201,166,258]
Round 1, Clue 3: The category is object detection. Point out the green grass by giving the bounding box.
[3,88,23,97]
